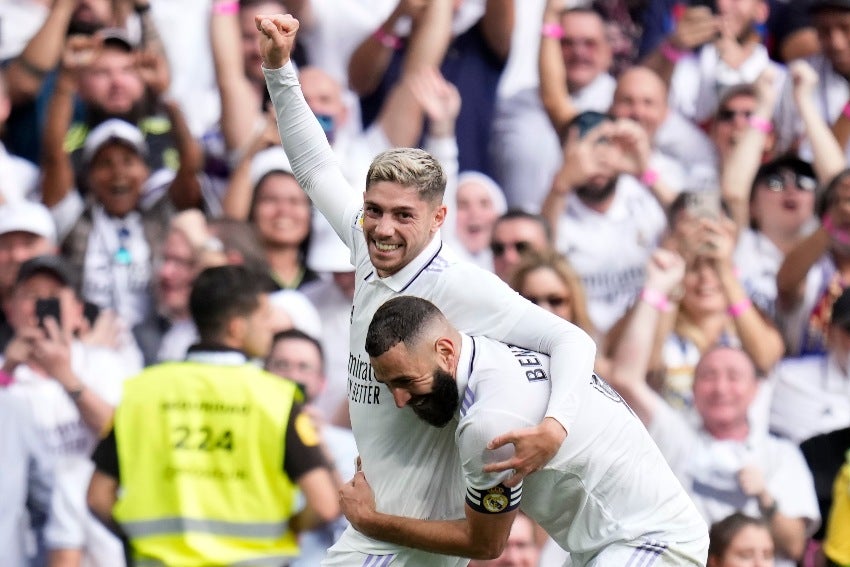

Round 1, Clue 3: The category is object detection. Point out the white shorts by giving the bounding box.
[321,531,469,567]
[571,535,709,567]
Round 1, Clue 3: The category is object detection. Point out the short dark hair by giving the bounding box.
[708,513,771,560]
[493,209,553,244]
[190,265,276,342]
[270,328,324,362]
[365,296,445,358]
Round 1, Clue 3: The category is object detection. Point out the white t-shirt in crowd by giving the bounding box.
[768,354,850,444]
[555,175,667,333]
[455,335,708,565]
[649,400,820,567]
[266,62,596,565]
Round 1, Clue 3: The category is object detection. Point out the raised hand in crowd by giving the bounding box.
[668,6,720,53]
[135,48,171,100]
[407,66,461,140]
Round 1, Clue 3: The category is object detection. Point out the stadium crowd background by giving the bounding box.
[0,0,849,565]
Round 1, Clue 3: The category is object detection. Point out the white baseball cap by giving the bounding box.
[82,119,148,165]
[307,213,353,273]
[0,201,58,244]
[250,147,294,189]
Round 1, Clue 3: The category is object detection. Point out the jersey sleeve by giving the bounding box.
[264,63,363,248]
[283,402,332,481]
[437,266,596,435]
[92,428,120,481]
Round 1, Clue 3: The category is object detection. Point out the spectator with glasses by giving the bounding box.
[489,210,550,283]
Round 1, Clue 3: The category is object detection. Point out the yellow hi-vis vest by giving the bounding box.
[111,360,302,566]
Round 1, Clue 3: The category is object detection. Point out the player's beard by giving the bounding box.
[410,368,460,428]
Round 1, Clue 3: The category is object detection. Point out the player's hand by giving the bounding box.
[339,471,378,536]
[254,14,299,70]
[483,417,565,487]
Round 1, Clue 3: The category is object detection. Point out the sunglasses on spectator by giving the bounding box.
[491,241,533,257]
[761,172,817,193]
[716,108,753,122]
[525,294,569,308]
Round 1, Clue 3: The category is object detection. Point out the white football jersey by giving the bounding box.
[266,63,597,563]
[454,335,707,562]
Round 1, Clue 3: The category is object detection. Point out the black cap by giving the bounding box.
[16,255,80,293]
[752,156,816,187]
[831,287,850,329]
[809,0,850,14]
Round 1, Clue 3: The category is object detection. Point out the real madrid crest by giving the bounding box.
[483,487,509,513]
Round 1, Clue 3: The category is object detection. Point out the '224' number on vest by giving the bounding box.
[172,426,234,452]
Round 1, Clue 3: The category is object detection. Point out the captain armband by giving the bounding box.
[466,483,522,514]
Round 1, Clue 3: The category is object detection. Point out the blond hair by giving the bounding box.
[366,148,446,204]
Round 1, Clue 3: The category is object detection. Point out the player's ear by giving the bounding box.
[434,336,455,364]
[431,203,447,231]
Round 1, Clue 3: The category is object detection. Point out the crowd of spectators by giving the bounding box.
[1,0,850,565]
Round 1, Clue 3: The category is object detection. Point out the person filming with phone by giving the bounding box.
[1,255,139,566]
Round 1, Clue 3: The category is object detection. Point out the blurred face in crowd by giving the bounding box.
[680,256,727,318]
[490,218,548,283]
[693,347,758,436]
[333,271,356,300]
[715,0,768,41]
[300,67,348,139]
[78,46,145,116]
[156,230,198,321]
[750,168,816,238]
[266,335,325,400]
[610,67,668,139]
[88,142,149,218]
[711,92,759,160]
[252,173,312,248]
[559,10,612,91]
[70,0,112,32]
[455,179,500,255]
[709,523,775,567]
[517,266,574,322]
[241,1,287,84]
[469,514,540,567]
[813,9,850,78]
[0,233,56,297]
[3,273,82,333]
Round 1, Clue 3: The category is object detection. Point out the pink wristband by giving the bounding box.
[843,101,850,120]
[212,1,238,15]
[640,288,672,312]
[373,28,403,50]
[748,116,773,134]
[0,369,14,387]
[660,41,686,63]
[541,23,564,40]
[640,168,660,186]
[728,298,752,318]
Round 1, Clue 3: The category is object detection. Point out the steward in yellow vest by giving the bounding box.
[87,266,340,566]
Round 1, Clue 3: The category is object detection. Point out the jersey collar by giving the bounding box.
[368,235,443,292]
[454,333,476,394]
[185,344,249,366]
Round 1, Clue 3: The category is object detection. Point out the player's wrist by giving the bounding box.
[541,416,567,441]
